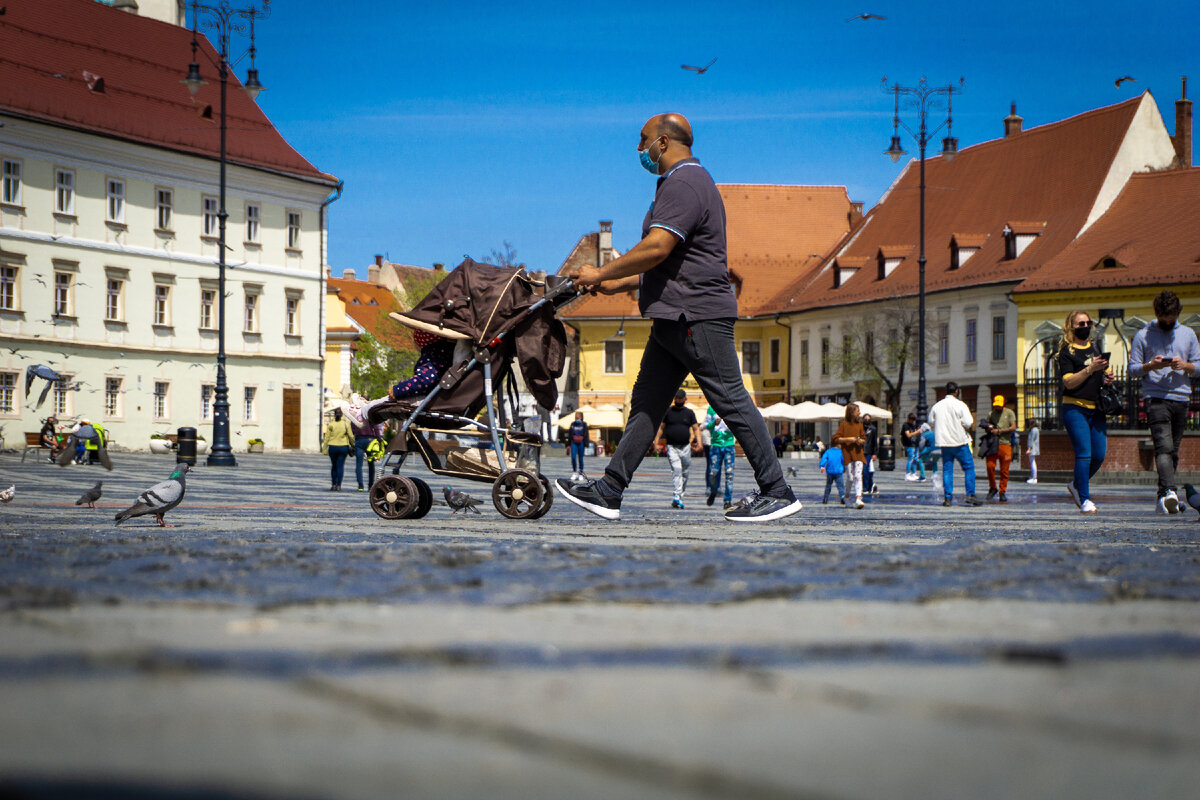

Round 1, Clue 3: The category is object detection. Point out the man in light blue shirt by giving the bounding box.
[1128,290,1200,514]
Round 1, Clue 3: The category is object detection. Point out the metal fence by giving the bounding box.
[1020,367,1200,431]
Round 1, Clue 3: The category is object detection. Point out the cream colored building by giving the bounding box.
[0,0,339,452]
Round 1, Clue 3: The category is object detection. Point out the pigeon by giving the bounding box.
[443,486,482,515]
[1114,76,1136,88]
[57,423,113,471]
[0,485,13,503]
[846,12,886,21]
[25,364,61,410]
[76,481,102,509]
[115,463,189,527]
[786,466,800,477]
[1183,484,1200,520]
[681,58,717,74]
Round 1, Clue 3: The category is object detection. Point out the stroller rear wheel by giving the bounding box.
[492,469,544,519]
[369,475,419,520]
[409,476,434,519]
[528,474,553,520]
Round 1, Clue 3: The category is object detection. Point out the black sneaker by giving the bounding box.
[942,498,952,507]
[555,478,621,521]
[724,489,802,522]
[987,488,998,501]
[706,491,717,507]
[965,495,984,506]
[999,491,1008,503]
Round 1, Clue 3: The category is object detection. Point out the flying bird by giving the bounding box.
[76,481,103,509]
[0,485,13,504]
[443,486,482,515]
[681,58,717,74]
[846,12,886,21]
[1115,76,1136,87]
[57,422,113,471]
[115,463,189,527]
[25,364,61,410]
[32,276,46,287]
[786,466,800,478]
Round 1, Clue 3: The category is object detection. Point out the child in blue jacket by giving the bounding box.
[819,445,845,504]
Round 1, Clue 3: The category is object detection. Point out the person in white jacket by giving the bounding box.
[927,381,984,507]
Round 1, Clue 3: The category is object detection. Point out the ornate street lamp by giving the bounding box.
[882,76,963,425]
[182,0,271,466]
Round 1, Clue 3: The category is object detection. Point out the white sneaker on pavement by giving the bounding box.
[1157,495,1173,514]
[1164,490,1181,514]
[1080,499,1098,514]
[1026,478,1037,484]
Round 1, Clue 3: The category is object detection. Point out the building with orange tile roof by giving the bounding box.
[766,92,1184,424]
[0,0,339,453]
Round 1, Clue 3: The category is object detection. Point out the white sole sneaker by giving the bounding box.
[1164,492,1181,514]
[725,498,802,522]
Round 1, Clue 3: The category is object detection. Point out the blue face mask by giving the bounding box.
[639,139,661,175]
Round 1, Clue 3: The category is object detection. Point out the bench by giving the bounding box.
[21,431,50,463]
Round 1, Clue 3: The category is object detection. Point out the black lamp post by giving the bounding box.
[882,77,963,425]
[182,0,270,466]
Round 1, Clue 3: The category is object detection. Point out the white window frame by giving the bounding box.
[202,196,219,237]
[106,178,125,223]
[200,289,215,329]
[1,159,21,206]
[155,187,174,231]
[285,295,299,336]
[153,381,169,420]
[105,278,123,322]
[201,384,214,421]
[104,376,123,418]
[286,210,301,250]
[243,290,259,332]
[603,339,624,374]
[54,271,73,316]
[154,284,171,326]
[742,340,761,375]
[243,385,257,421]
[55,169,76,215]
[0,371,18,415]
[0,265,16,311]
[245,203,261,244]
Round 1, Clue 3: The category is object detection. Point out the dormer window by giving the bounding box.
[1003,222,1044,260]
[831,257,866,288]
[875,247,909,280]
[1093,255,1125,270]
[949,234,987,269]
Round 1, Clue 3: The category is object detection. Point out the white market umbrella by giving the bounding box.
[854,401,894,421]
[760,402,799,422]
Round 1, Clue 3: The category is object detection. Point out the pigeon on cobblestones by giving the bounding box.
[0,485,13,503]
[115,464,189,527]
[443,486,482,515]
[1183,484,1200,520]
[75,481,102,509]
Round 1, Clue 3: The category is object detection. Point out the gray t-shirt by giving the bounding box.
[639,158,738,321]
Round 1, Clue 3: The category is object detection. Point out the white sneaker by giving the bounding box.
[1067,482,1082,509]
[1026,478,1038,485]
[854,497,865,509]
[1156,495,1172,514]
[1080,499,1098,514]
[1164,490,1181,514]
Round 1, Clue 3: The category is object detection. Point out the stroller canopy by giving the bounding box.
[389,258,568,411]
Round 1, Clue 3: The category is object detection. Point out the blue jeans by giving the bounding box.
[327,445,350,488]
[1061,404,1107,502]
[354,436,376,490]
[823,472,845,502]
[940,444,976,499]
[570,440,586,473]
[707,445,735,503]
[905,446,920,475]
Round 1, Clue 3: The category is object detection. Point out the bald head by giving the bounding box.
[649,113,693,147]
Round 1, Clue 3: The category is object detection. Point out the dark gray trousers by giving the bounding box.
[1147,398,1187,495]
[603,318,787,498]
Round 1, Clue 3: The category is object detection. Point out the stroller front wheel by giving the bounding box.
[492,469,544,519]
[369,475,419,520]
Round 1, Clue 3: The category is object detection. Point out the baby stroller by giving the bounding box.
[365,259,578,520]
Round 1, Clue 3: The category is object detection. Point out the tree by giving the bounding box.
[351,331,417,401]
[836,300,928,432]
[484,241,520,268]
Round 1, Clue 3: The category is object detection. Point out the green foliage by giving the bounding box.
[396,271,443,311]
[352,331,417,400]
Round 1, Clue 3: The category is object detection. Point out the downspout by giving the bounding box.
[317,179,344,449]
[774,313,793,437]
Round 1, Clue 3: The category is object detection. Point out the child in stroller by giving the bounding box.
[344,329,459,427]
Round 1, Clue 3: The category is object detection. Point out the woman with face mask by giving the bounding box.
[1057,310,1112,514]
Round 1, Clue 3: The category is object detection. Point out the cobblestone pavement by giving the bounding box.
[1,450,1198,799]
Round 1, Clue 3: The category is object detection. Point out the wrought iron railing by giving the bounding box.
[1020,368,1200,430]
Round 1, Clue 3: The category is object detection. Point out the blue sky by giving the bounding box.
[242,0,1199,277]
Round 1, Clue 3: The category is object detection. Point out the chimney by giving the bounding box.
[342,268,356,280]
[848,201,864,228]
[433,262,445,273]
[1174,76,1193,168]
[598,220,613,266]
[1004,102,1023,138]
[368,255,382,284]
